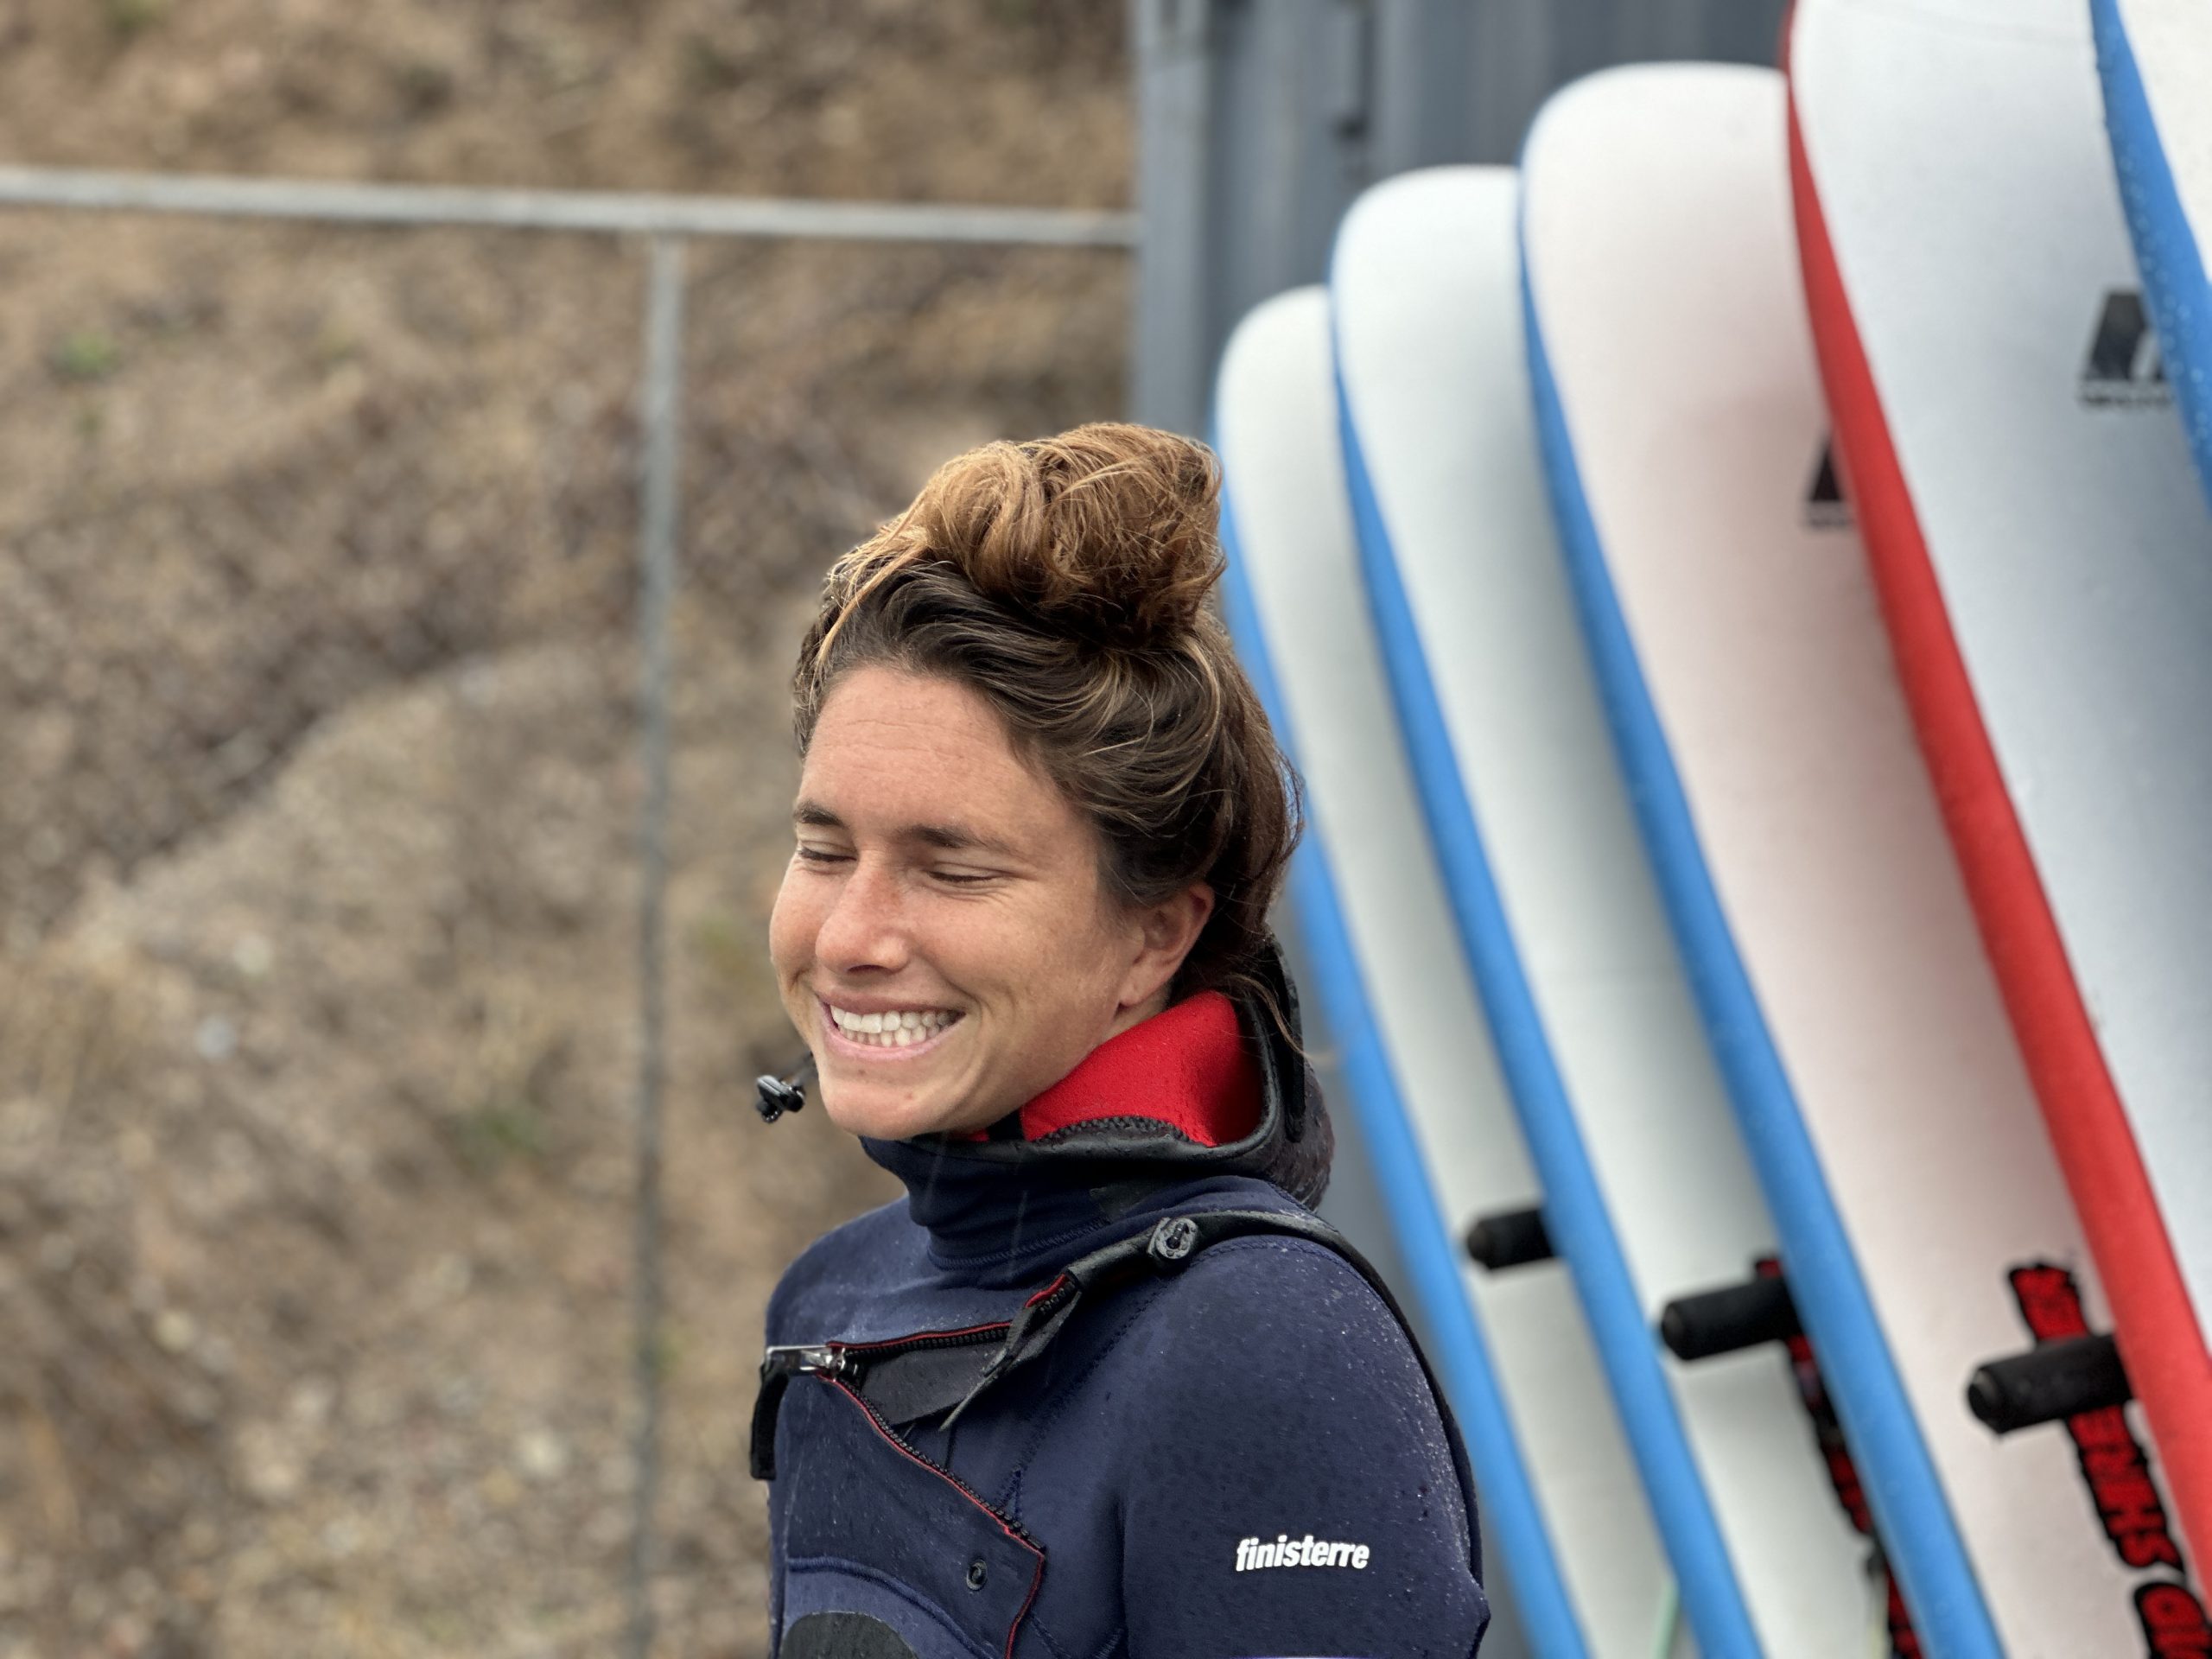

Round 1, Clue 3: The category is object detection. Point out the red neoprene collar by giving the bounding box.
[1005,990,1262,1147]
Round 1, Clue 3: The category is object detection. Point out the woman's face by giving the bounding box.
[770,664,1211,1141]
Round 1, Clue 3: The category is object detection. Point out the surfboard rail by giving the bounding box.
[1213,287,1599,1658]
[1787,22,2212,1580]
[1521,264,2003,1659]
[1319,158,1897,1656]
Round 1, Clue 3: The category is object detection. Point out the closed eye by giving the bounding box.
[793,845,851,867]
[929,868,1001,887]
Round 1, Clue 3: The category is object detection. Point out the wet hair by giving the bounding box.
[792,422,1301,1009]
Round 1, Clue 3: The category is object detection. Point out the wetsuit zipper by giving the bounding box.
[792,1325,1037,1541]
[840,1320,1013,1361]
[825,1373,1041,1548]
[753,1320,1032,1504]
[763,1327,1046,1659]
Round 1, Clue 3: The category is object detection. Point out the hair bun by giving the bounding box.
[907,423,1224,651]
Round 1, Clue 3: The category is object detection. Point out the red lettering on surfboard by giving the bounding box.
[1754,1257,1918,1656]
[1885,1573,1923,1659]
[2012,1262,2093,1342]
[1758,1258,1876,1535]
[2006,1266,2198,1582]
[2138,1581,2212,1656]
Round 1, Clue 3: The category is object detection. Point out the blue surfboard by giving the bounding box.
[2094,0,2212,508]
[1533,58,2165,1656]
[1214,285,1675,1658]
[1332,164,1872,1656]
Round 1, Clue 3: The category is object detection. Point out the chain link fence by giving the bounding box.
[0,181,1128,1659]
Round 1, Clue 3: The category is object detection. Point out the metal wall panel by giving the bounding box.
[1133,0,1790,434]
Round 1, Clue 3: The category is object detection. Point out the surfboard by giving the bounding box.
[1214,286,1677,1659]
[1790,0,2212,1593]
[2094,0,2212,507]
[1524,58,2190,1656]
[1331,163,1872,1658]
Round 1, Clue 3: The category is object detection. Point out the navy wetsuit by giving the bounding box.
[756,965,1491,1658]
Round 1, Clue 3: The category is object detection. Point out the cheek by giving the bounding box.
[766,865,817,980]
[1032,893,1141,1001]
[936,891,1122,1023]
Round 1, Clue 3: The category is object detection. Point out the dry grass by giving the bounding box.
[0,1,1128,1651]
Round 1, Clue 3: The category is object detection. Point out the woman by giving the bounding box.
[753,423,1489,1658]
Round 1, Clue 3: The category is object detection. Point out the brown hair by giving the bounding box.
[792,422,1301,1008]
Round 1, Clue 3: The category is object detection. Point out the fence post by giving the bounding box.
[627,232,687,1659]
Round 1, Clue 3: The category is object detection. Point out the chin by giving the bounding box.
[818,1083,971,1141]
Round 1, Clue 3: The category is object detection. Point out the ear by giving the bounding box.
[1114,881,1217,1020]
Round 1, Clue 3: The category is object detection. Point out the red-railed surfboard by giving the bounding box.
[1789,0,2212,1585]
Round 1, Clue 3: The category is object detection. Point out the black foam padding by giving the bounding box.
[1462,1206,1554,1272]
[1660,1274,1802,1361]
[1967,1333,2133,1434]
[782,1611,918,1659]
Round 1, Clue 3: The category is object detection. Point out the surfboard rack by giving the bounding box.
[1659,1273,1802,1363]
[1967,1334,2133,1434]
[1462,1206,1555,1272]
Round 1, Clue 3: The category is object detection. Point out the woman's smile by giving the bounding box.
[817,997,966,1057]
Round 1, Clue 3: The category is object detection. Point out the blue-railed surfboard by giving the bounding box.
[1527,60,2172,1656]
[1214,286,1675,1659]
[1331,163,1869,1658]
[2095,0,2212,507]
[1792,0,2212,1599]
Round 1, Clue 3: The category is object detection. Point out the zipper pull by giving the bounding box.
[753,1343,853,1482]
[760,1342,851,1382]
[939,1281,1077,1433]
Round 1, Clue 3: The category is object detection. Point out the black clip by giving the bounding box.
[754,1053,817,1123]
[1147,1214,1202,1270]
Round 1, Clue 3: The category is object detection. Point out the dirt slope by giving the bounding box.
[0,3,1129,1653]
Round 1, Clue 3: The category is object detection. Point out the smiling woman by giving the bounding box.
[752,424,1491,1659]
[772,664,1217,1141]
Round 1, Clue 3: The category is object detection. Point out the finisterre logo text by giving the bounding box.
[1236,1534,1370,1572]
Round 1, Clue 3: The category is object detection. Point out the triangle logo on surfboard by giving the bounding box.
[1805,438,1853,530]
[2079,289,2172,409]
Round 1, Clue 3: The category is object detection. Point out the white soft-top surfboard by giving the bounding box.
[1215,287,1675,1659]
[2095,0,2212,505]
[1526,60,2177,1658]
[1331,164,1869,1658]
[1791,0,2212,1592]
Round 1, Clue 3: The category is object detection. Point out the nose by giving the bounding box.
[812,854,911,977]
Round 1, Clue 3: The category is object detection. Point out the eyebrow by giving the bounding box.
[792,801,1022,859]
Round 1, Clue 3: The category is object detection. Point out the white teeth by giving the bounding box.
[826,1005,959,1049]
